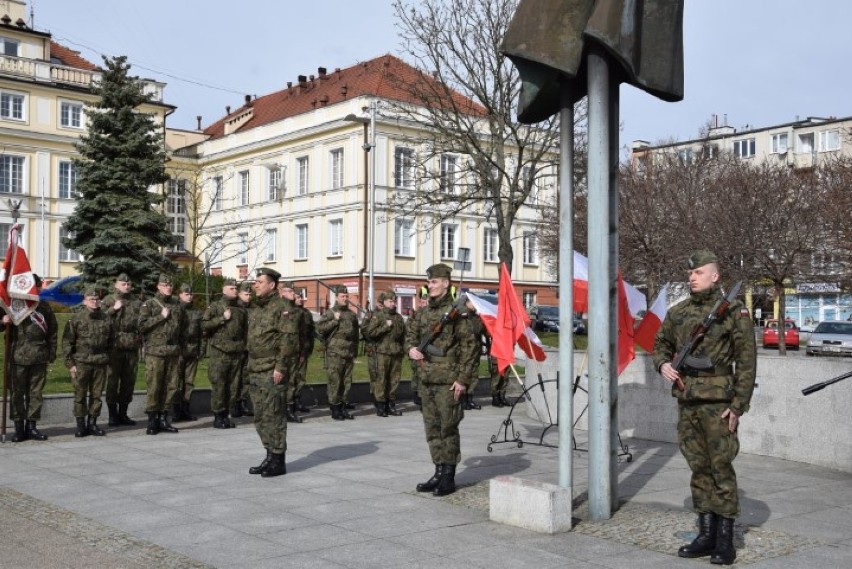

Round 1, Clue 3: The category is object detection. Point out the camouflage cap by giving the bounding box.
[179,283,193,294]
[378,290,396,302]
[426,263,452,280]
[239,281,253,293]
[158,274,173,285]
[279,280,295,290]
[223,278,237,287]
[333,285,348,295]
[687,250,718,270]
[116,273,130,283]
[256,267,280,282]
[83,286,99,298]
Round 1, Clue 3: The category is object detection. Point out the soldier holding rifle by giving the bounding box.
[653,251,756,566]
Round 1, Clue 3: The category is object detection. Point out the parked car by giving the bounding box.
[762,319,799,350]
[39,275,83,306]
[806,321,852,357]
[528,305,586,334]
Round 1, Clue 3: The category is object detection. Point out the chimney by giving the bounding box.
[287,81,292,89]
[226,106,231,115]
[244,94,251,106]
[298,75,307,85]
[318,66,327,77]
[196,115,202,130]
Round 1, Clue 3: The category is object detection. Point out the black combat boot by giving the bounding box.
[375,401,387,417]
[710,516,736,565]
[249,450,272,474]
[339,403,354,420]
[212,411,227,429]
[75,417,88,438]
[412,393,422,407]
[499,393,512,407]
[344,402,355,410]
[433,464,457,497]
[146,412,159,435]
[11,420,27,442]
[296,394,311,413]
[87,416,106,437]
[678,512,717,558]
[462,396,473,410]
[182,401,197,421]
[117,403,136,426]
[416,464,444,492]
[107,403,119,426]
[386,401,403,416]
[231,402,243,418]
[466,395,481,410]
[492,395,504,407]
[286,402,302,423]
[331,404,343,421]
[158,412,179,433]
[261,452,287,477]
[172,402,187,422]
[25,421,48,441]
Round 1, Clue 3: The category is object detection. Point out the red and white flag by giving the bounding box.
[0,224,39,325]
[634,283,670,353]
[573,251,589,313]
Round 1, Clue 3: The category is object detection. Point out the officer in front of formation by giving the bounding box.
[654,250,756,566]
[406,263,478,497]
[203,278,247,429]
[102,273,142,427]
[316,285,360,421]
[362,290,406,417]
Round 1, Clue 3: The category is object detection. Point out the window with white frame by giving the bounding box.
[329,219,343,256]
[522,231,538,265]
[771,133,788,154]
[818,129,841,152]
[440,223,457,260]
[330,148,344,189]
[0,154,24,194]
[440,154,457,193]
[267,167,281,201]
[0,223,10,257]
[0,90,24,121]
[732,138,755,158]
[484,228,498,262]
[237,232,249,265]
[238,170,250,206]
[394,147,414,188]
[59,226,79,262]
[0,37,19,57]
[58,161,77,199]
[209,234,223,267]
[166,179,186,252]
[60,101,83,129]
[297,156,309,195]
[797,133,814,154]
[265,228,277,262]
[394,218,415,257]
[211,176,223,211]
[295,223,308,259]
[523,291,537,308]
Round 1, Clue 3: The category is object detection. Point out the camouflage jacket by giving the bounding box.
[404,292,479,387]
[102,291,142,351]
[182,302,203,358]
[362,307,406,356]
[138,293,186,357]
[653,286,757,414]
[63,308,114,367]
[316,302,359,358]
[298,305,316,355]
[461,311,489,379]
[246,292,298,374]
[202,297,247,355]
[2,302,58,366]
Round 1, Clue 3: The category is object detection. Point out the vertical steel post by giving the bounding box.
[608,77,621,512]
[558,88,574,493]
[368,102,377,308]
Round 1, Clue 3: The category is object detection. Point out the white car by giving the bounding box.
[806,321,852,357]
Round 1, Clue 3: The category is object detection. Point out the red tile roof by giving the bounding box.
[50,41,98,71]
[203,54,485,139]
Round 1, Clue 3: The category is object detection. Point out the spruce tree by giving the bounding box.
[63,55,175,291]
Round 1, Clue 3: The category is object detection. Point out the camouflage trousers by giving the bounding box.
[326,355,354,405]
[409,358,421,397]
[286,354,307,403]
[369,353,403,402]
[490,358,507,396]
[106,349,139,406]
[175,356,198,405]
[208,352,243,413]
[420,382,464,465]
[249,368,290,454]
[9,363,47,421]
[144,354,180,414]
[678,401,741,517]
[73,362,107,418]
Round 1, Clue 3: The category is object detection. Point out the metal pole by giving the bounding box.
[608,77,620,512]
[587,46,613,520]
[361,121,369,307]
[367,101,377,309]
[558,87,574,493]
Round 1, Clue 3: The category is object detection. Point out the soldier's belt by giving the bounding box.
[684,365,733,377]
[250,350,278,358]
[425,355,454,363]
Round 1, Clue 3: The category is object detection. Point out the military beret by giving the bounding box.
[116,273,130,283]
[158,274,173,285]
[426,263,452,280]
[333,285,348,295]
[239,281,253,293]
[280,280,295,290]
[223,278,237,287]
[256,267,280,282]
[378,290,396,302]
[687,250,718,269]
[84,286,99,298]
[179,283,193,294]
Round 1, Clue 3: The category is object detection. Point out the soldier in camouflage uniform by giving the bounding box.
[316,285,360,420]
[63,287,115,437]
[362,290,406,417]
[174,283,200,422]
[292,294,315,413]
[138,274,186,435]
[231,281,254,418]
[460,298,486,411]
[406,264,479,497]
[1,274,57,442]
[406,292,428,407]
[277,280,304,423]
[102,273,142,427]
[653,251,756,566]
[202,279,247,429]
[246,268,297,477]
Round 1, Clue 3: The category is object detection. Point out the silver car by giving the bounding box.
[805,321,852,357]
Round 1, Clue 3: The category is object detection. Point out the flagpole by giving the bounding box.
[1,199,22,443]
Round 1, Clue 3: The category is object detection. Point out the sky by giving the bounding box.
[34,1,852,158]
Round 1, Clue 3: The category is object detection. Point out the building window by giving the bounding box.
[484,228,498,263]
[797,133,814,154]
[330,148,344,189]
[522,231,538,265]
[523,291,537,308]
[0,154,24,194]
[0,91,24,121]
[677,148,694,164]
[166,179,186,252]
[329,219,343,257]
[440,154,457,193]
[771,133,788,154]
[238,170,250,206]
[237,232,249,265]
[58,161,77,199]
[211,176,223,211]
[394,147,414,188]
[0,37,19,57]
[440,223,457,260]
[0,223,10,257]
[267,167,282,201]
[732,138,755,158]
[59,226,78,262]
[818,129,840,152]
[60,101,83,129]
[297,156,309,195]
[265,228,277,262]
[209,234,223,267]
[295,223,308,259]
[394,218,415,257]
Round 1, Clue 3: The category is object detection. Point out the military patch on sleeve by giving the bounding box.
[739,308,751,318]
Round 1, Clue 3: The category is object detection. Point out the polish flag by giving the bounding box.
[573,251,589,313]
[634,283,669,353]
[0,224,39,325]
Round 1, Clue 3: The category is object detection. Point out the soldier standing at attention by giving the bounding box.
[316,285,359,421]
[246,268,296,477]
[277,280,304,423]
[174,283,200,422]
[460,298,486,411]
[231,281,254,418]
[138,274,186,435]
[1,274,58,442]
[653,251,756,566]
[406,292,428,407]
[202,279,247,429]
[362,290,406,417]
[293,294,315,413]
[102,273,142,427]
[406,264,478,497]
[63,287,115,437]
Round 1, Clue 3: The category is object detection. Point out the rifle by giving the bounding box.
[417,293,467,362]
[670,281,743,392]
[802,369,852,396]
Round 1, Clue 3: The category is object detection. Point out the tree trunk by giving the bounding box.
[777,283,787,356]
